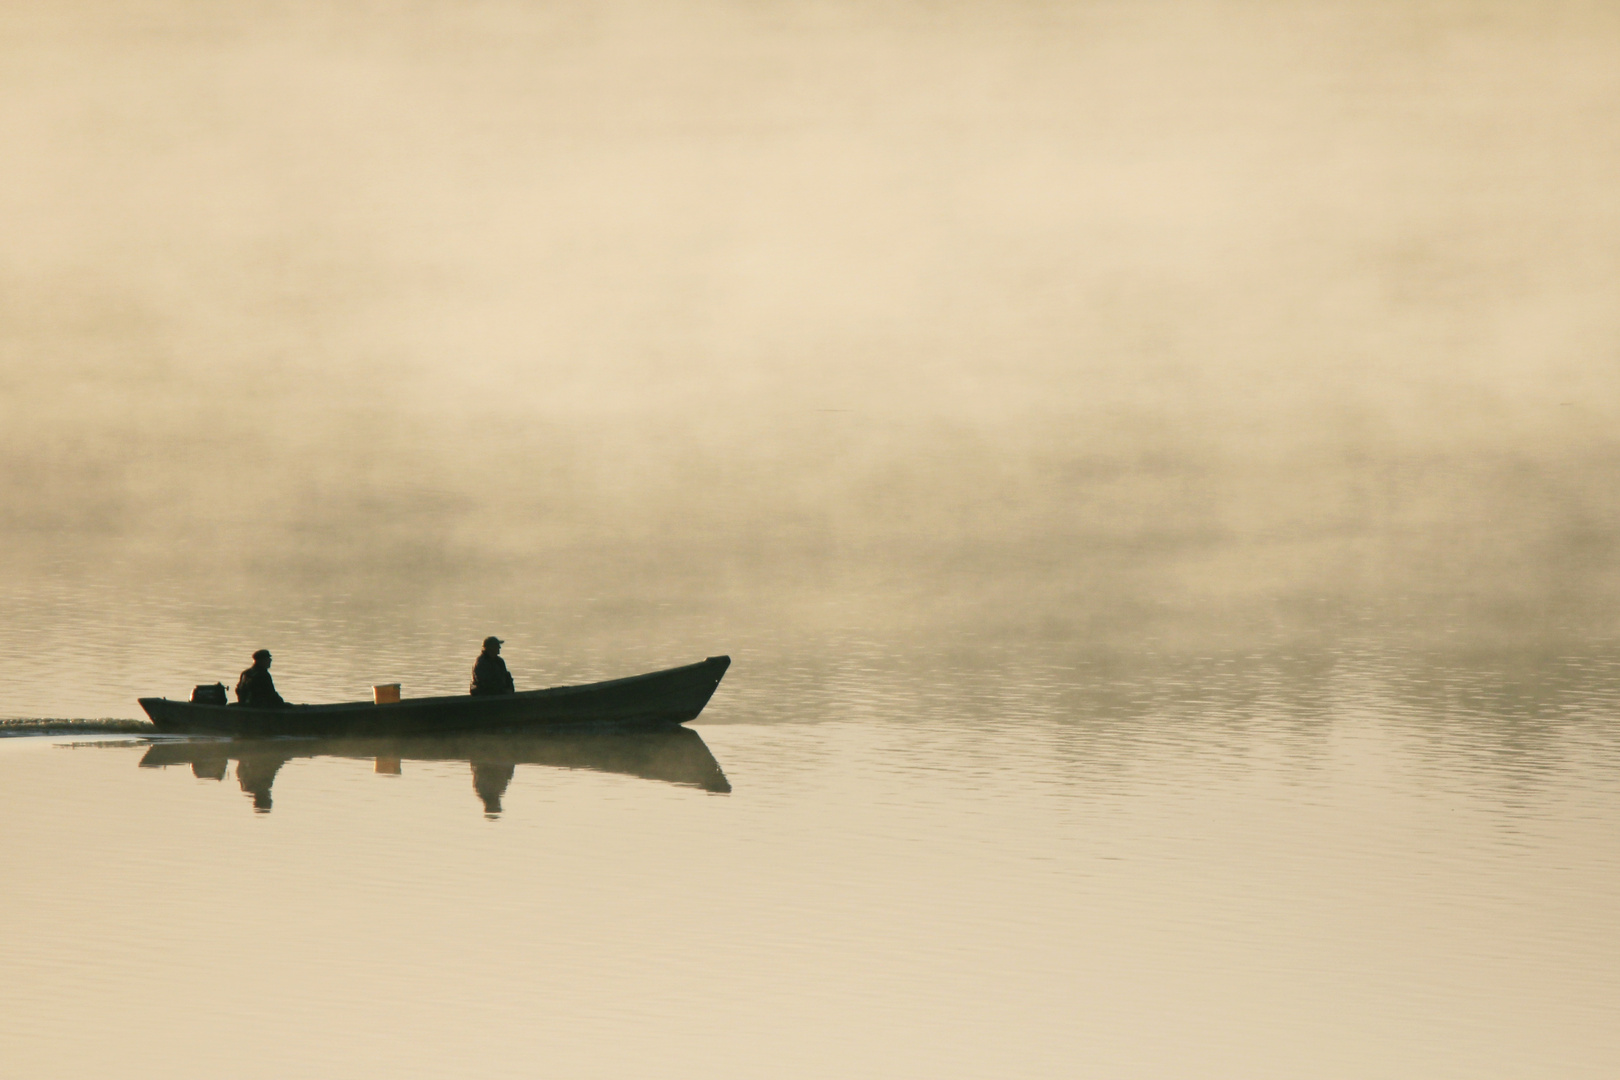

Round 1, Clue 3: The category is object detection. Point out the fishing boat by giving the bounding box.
[138,655,731,738]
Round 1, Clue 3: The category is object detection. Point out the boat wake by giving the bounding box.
[0,718,157,738]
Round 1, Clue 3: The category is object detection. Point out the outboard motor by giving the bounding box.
[190,682,228,705]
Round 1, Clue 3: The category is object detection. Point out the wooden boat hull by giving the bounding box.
[138,655,730,737]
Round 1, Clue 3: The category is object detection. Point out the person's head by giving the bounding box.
[482,636,503,654]
[252,649,271,667]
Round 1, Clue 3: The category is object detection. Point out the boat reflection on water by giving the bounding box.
[139,726,731,814]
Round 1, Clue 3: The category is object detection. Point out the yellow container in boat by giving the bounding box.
[373,683,401,705]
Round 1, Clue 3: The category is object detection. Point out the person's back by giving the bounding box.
[235,649,286,708]
[470,636,515,696]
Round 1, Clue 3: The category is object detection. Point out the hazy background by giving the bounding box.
[1,0,1618,717]
[6,7,1620,1077]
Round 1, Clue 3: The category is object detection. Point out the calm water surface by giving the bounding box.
[3,634,1619,1079]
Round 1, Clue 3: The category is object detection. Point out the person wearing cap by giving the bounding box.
[235,649,287,708]
[470,637,515,696]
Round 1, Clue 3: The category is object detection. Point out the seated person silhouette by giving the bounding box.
[235,649,286,708]
[470,636,515,696]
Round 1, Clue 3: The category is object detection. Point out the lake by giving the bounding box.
[3,570,1619,1077]
[3,1,1619,1076]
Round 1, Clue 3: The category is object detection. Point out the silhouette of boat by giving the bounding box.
[138,656,730,737]
[139,726,731,812]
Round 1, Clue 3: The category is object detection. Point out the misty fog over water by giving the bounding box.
[4,0,1618,721]
[2,4,1620,1077]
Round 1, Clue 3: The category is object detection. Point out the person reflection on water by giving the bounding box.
[470,637,515,696]
[471,760,516,815]
[235,649,286,708]
[236,753,288,812]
